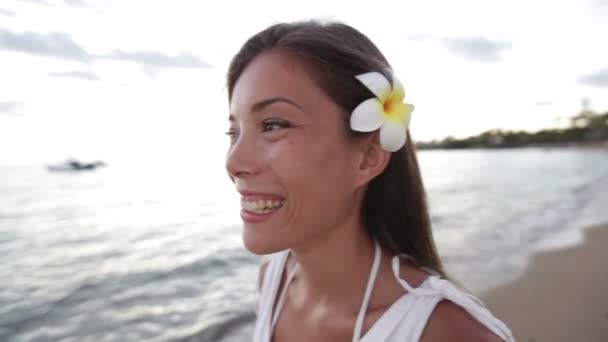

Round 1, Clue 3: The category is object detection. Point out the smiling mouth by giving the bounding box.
[241,198,286,214]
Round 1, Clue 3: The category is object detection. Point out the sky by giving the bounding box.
[0,0,607,165]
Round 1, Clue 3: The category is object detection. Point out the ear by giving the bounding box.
[354,132,391,189]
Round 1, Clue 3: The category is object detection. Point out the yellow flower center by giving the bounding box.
[383,98,395,113]
[383,97,402,122]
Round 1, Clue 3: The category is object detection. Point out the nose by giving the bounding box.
[225,131,260,181]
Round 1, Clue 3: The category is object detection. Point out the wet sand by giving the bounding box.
[482,223,608,342]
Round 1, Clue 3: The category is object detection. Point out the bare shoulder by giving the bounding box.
[420,300,503,342]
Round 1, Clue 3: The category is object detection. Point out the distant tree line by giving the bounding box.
[417,111,608,150]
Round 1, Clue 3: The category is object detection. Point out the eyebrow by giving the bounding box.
[229,97,303,121]
[251,97,303,112]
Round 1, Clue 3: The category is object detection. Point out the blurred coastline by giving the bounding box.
[1,147,607,341]
[417,108,608,150]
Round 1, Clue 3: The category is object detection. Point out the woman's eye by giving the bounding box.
[262,120,290,132]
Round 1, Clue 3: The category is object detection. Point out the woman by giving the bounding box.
[225,20,515,342]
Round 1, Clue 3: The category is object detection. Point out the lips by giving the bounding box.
[238,191,286,223]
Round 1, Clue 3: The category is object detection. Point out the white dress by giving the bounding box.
[252,241,515,342]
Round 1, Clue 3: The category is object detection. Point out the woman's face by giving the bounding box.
[226,50,365,255]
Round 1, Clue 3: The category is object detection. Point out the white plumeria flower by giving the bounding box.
[350,71,415,152]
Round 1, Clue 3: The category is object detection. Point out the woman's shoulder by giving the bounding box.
[420,300,505,342]
[390,257,512,341]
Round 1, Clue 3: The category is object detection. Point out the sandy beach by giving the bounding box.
[482,223,608,342]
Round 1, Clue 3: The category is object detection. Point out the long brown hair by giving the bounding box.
[227,20,446,277]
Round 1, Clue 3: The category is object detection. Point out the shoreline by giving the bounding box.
[481,223,608,342]
[417,141,608,151]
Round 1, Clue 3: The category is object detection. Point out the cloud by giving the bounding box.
[18,0,52,6]
[0,8,16,16]
[440,37,511,62]
[0,28,209,73]
[48,70,100,81]
[0,101,23,114]
[405,33,433,41]
[407,35,511,62]
[17,0,91,7]
[63,0,90,7]
[0,28,91,62]
[102,50,209,69]
[578,69,608,87]
[98,50,210,76]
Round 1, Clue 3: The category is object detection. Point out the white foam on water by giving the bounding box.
[534,226,585,252]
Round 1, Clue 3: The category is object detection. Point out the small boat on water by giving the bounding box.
[47,159,107,172]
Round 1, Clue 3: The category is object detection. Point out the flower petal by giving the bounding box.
[350,98,385,132]
[379,120,407,152]
[390,74,406,102]
[402,103,414,129]
[355,72,391,102]
[386,102,414,128]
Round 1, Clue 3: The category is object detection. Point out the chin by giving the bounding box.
[242,226,286,255]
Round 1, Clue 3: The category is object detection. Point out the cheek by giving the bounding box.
[271,135,357,223]
[273,134,354,184]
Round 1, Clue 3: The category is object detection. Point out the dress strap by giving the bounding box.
[390,256,444,296]
[352,240,382,342]
[270,255,300,330]
[390,256,516,342]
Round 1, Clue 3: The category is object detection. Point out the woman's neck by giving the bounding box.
[288,217,378,312]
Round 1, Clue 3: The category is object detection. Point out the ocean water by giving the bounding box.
[1,148,607,341]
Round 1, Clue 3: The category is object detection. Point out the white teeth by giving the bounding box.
[241,198,285,213]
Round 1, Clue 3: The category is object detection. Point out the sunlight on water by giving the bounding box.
[1,148,607,341]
